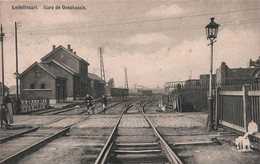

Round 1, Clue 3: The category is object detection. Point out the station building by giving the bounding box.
[19,45,104,104]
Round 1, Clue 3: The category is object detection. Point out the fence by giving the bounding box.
[164,85,209,112]
[19,99,50,114]
[216,84,260,139]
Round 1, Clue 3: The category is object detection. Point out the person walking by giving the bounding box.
[3,91,14,124]
[101,95,107,114]
[85,94,93,114]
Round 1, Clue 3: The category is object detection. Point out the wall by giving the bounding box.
[23,89,53,100]
[79,61,88,97]
[55,79,67,103]
[216,68,222,86]
[48,62,74,98]
[20,65,56,100]
[73,76,80,99]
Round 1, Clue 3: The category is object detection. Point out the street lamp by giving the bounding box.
[205,17,220,131]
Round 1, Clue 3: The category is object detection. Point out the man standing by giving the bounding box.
[101,95,107,114]
[3,91,14,124]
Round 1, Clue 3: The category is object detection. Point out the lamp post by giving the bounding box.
[1,24,5,97]
[205,17,220,131]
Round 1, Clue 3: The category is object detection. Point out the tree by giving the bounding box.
[107,78,115,94]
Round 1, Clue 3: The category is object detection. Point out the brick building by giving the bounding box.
[183,74,216,89]
[88,73,105,98]
[19,45,91,104]
[216,62,259,86]
[199,74,216,87]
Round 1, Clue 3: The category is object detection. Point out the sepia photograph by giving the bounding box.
[0,0,260,163]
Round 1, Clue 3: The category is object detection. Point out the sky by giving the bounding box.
[0,0,259,88]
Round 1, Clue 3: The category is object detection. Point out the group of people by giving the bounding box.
[1,91,14,128]
[84,94,107,114]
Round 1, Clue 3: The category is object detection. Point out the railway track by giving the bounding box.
[0,127,39,144]
[32,100,124,115]
[94,100,183,164]
[0,100,131,164]
[0,127,70,164]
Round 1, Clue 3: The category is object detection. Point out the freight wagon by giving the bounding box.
[111,88,129,98]
[137,89,153,97]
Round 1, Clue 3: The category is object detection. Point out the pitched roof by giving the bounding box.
[41,45,89,65]
[46,60,79,76]
[19,62,67,79]
[38,63,67,79]
[88,73,105,83]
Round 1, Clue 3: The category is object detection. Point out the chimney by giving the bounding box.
[67,44,71,50]
[74,51,76,55]
[52,45,56,50]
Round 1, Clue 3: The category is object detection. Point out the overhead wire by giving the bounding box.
[5,18,260,36]
[4,7,260,35]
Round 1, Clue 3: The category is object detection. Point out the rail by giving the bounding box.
[0,127,39,144]
[94,101,133,164]
[0,127,70,164]
[94,100,183,164]
[138,101,183,164]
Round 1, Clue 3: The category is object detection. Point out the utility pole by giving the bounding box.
[1,24,5,97]
[15,22,19,100]
[99,47,107,95]
[125,67,128,89]
[99,47,106,82]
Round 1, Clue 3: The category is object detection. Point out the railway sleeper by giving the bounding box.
[116,142,159,147]
[109,153,169,163]
[114,149,162,154]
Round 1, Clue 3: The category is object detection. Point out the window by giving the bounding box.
[30,84,35,89]
[41,83,45,89]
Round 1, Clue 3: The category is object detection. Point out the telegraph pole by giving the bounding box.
[125,67,128,89]
[99,47,106,82]
[1,24,5,97]
[99,47,107,95]
[15,22,19,100]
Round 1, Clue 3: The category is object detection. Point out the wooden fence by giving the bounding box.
[164,85,209,112]
[19,99,50,114]
[216,84,260,139]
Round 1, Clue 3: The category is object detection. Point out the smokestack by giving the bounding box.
[67,44,71,50]
[52,45,56,50]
